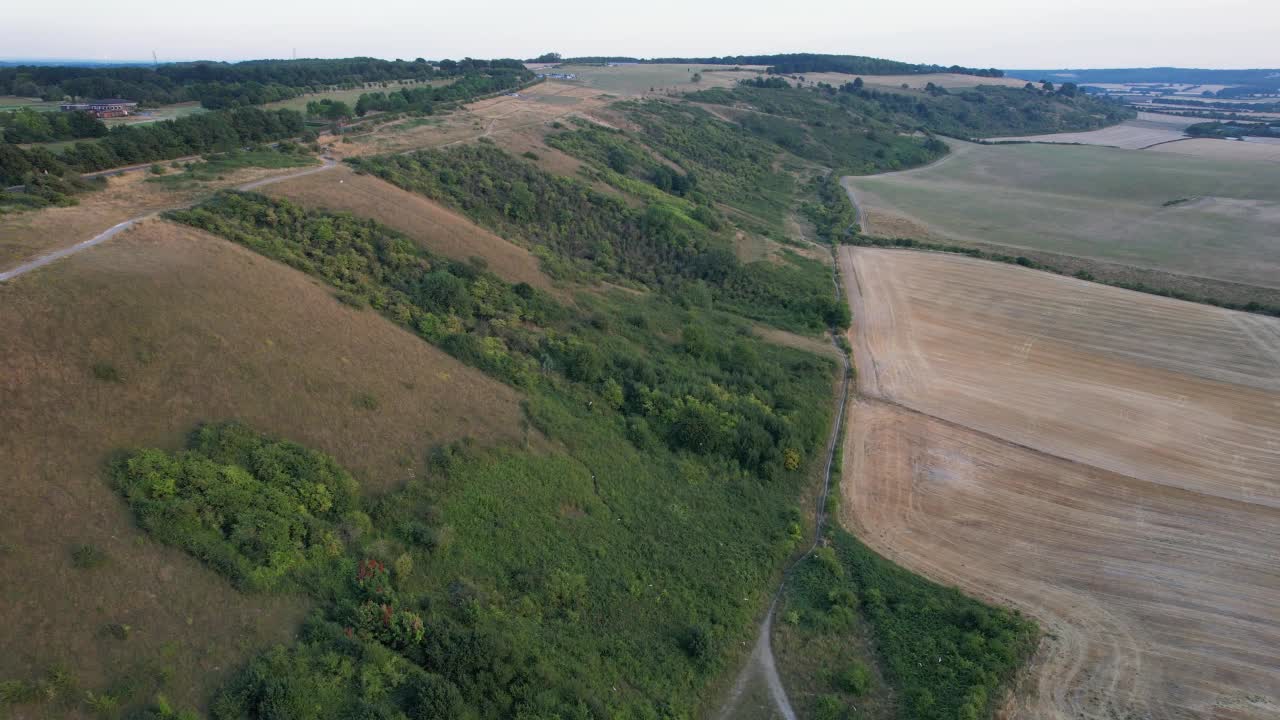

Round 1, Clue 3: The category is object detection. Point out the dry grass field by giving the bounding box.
[839,247,1280,719]
[1152,137,1280,162]
[548,64,761,96]
[988,112,1194,148]
[0,220,528,711]
[262,164,558,293]
[336,80,610,157]
[845,140,1280,289]
[0,163,325,274]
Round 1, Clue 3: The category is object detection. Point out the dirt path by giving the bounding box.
[0,157,337,284]
[716,247,852,720]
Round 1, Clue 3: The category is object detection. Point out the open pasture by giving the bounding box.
[0,220,528,709]
[840,247,1280,719]
[845,140,1280,288]
[987,111,1194,148]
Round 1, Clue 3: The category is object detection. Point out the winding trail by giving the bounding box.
[717,242,853,720]
[0,157,337,284]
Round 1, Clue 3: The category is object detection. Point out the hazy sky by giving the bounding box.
[5,0,1277,68]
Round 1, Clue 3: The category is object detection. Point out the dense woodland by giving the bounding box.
[0,57,526,109]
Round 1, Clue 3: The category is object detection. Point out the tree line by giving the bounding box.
[0,57,527,110]
[557,53,1004,78]
[0,106,303,210]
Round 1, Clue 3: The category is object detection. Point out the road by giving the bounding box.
[0,157,337,284]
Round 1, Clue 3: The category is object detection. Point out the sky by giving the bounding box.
[4,0,1278,68]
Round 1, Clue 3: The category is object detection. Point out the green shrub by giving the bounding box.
[91,362,121,383]
[71,543,108,569]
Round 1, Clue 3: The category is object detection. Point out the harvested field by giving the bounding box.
[0,220,527,710]
[261,164,558,292]
[845,140,1280,288]
[839,247,1280,719]
[1151,137,1280,162]
[988,112,1194,148]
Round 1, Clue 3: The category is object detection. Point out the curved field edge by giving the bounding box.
[838,247,1280,719]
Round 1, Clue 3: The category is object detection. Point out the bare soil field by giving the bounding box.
[0,220,528,711]
[839,247,1280,718]
[261,164,558,293]
[988,112,1194,148]
[845,140,1280,289]
[1151,137,1280,162]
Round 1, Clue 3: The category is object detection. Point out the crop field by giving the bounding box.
[262,164,559,292]
[845,140,1280,288]
[987,111,1194,148]
[0,220,529,710]
[839,247,1280,719]
[549,63,759,95]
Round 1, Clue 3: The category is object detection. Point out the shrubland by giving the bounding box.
[688,80,1133,141]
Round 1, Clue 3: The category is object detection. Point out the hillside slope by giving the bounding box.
[0,220,527,711]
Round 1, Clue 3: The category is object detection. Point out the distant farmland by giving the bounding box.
[547,63,759,95]
[987,111,1194,149]
[845,140,1280,289]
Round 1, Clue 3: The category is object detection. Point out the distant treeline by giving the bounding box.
[1149,97,1280,113]
[0,107,303,208]
[1009,67,1280,97]
[1186,121,1280,139]
[559,53,1004,78]
[354,67,534,115]
[0,57,526,110]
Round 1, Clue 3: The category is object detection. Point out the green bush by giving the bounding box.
[109,421,357,591]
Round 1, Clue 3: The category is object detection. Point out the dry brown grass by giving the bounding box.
[1150,137,1280,162]
[335,81,611,157]
[262,164,558,294]
[0,164,326,274]
[0,220,528,711]
[839,247,1280,719]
